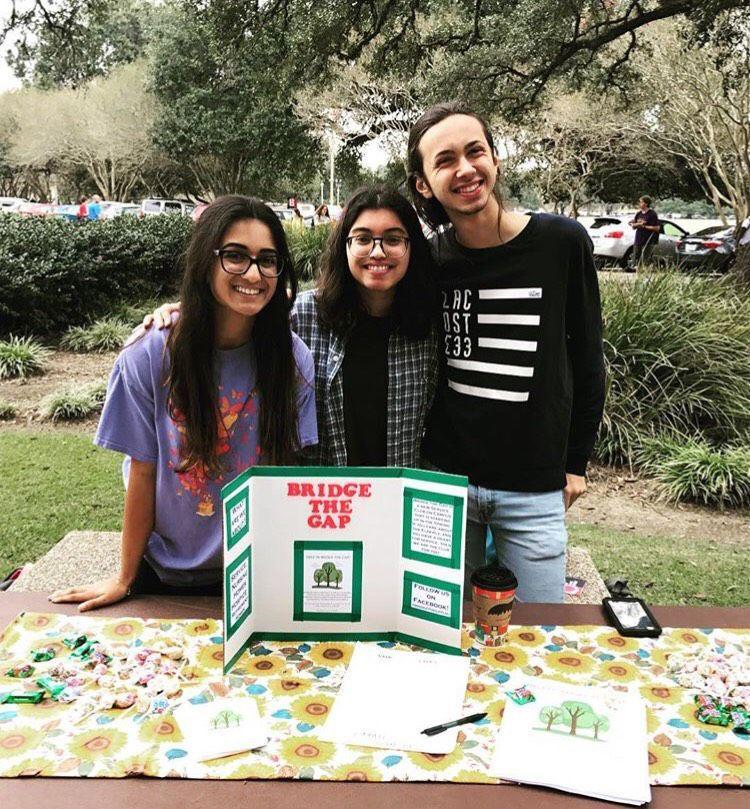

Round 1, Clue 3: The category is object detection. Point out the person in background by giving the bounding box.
[628,195,659,269]
[76,195,88,221]
[314,204,331,226]
[87,194,102,222]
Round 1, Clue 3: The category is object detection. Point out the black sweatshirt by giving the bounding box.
[422,213,605,492]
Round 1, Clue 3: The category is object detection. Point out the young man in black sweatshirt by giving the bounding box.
[408,102,605,602]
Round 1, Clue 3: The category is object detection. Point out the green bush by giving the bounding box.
[638,436,750,509]
[61,317,132,353]
[284,223,332,280]
[0,401,18,420]
[0,215,192,337]
[38,380,107,421]
[598,271,750,465]
[0,335,50,379]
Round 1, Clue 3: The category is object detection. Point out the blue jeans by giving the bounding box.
[465,484,567,603]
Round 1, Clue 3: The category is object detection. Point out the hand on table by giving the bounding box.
[49,577,130,612]
[142,302,180,330]
[563,473,587,511]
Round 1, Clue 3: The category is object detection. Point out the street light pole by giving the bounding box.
[329,134,335,206]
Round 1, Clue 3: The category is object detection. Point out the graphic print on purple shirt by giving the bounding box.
[95,325,317,586]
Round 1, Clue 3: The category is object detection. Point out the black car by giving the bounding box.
[676,226,736,273]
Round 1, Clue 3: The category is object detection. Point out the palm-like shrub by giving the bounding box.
[0,335,50,379]
[598,272,750,466]
[61,317,132,353]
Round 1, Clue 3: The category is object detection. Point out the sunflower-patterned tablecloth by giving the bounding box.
[0,612,747,785]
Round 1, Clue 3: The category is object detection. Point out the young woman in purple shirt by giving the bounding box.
[50,197,318,610]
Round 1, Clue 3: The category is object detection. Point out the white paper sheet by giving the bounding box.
[489,680,651,805]
[319,644,470,754]
[173,697,268,762]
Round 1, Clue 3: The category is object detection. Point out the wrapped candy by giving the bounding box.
[6,664,35,678]
[506,686,536,705]
[31,647,56,662]
[114,692,137,709]
[63,634,88,650]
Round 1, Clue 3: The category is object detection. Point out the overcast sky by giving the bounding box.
[0,0,22,92]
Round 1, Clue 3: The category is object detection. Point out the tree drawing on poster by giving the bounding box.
[536,701,610,740]
[313,561,343,588]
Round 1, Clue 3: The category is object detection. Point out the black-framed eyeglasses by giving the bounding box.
[213,248,282,277]
[346,234,410,258]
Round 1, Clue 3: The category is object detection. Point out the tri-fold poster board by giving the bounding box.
[221,467,468,672]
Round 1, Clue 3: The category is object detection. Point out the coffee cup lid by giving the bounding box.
[470,564,518,591]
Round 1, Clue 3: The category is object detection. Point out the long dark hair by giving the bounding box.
[316,185,436,338]
[166,195,300,476]
[407,101,503,231]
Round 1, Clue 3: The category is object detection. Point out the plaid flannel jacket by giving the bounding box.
[291,289,440,467]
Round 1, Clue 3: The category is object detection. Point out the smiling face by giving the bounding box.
[210,217,278,328]
[414,114,499,221]
[346,207,410,304]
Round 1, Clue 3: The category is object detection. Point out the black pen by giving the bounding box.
[421,712,488,736]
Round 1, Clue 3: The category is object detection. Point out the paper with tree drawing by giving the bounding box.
[172,697,268,762]
[489,680,651,805]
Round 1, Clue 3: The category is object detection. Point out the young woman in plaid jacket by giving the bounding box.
[293,186,440,467]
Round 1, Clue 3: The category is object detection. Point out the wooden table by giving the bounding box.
[2,591,748,809]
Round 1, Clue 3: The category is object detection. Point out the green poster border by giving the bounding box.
[224,486,250,551]
[224,545,252,641]
[221,465,468,499]
[293,540,363,622]
[401,571,461,629]
[402,488,463,569]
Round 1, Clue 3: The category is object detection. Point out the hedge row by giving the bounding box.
[0,215,334,337]
[0,214,192,337]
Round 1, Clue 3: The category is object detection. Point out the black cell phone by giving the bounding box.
[602,596,662,638]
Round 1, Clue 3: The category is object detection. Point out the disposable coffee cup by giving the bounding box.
[470,564,518,647]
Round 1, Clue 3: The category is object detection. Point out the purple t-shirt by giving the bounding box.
[95,325,317,585]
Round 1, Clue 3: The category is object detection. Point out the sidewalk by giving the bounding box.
[10,531,609,604]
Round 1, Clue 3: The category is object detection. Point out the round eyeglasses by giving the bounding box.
[213,248,282,278]
[346,234,410,259]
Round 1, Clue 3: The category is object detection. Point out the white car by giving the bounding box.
[140,199,194,217]
[100,202,141,219]
[587,216,689,270]
[0,197,27,213]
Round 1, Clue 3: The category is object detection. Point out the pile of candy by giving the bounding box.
[666,638,750,708]
[666,637,750,733]
[1,632,190,717]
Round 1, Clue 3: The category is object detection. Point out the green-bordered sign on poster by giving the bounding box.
[401,571,461,629]
[293,540,363,622]
[221,467,468,673]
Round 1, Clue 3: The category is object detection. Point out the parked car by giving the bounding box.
[675,226,736,273]
[100,202,141,219]
[53,204,81,222]
[270,203,314,228]
[0,197,27,213]
[587,216,690,270]
[140,199,194,217]
[191,203,209,221]
[17,202,55,217]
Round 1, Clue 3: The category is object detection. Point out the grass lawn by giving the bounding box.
[1,428,747,607]
[569,524,749,607]
[0,430,122,577]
